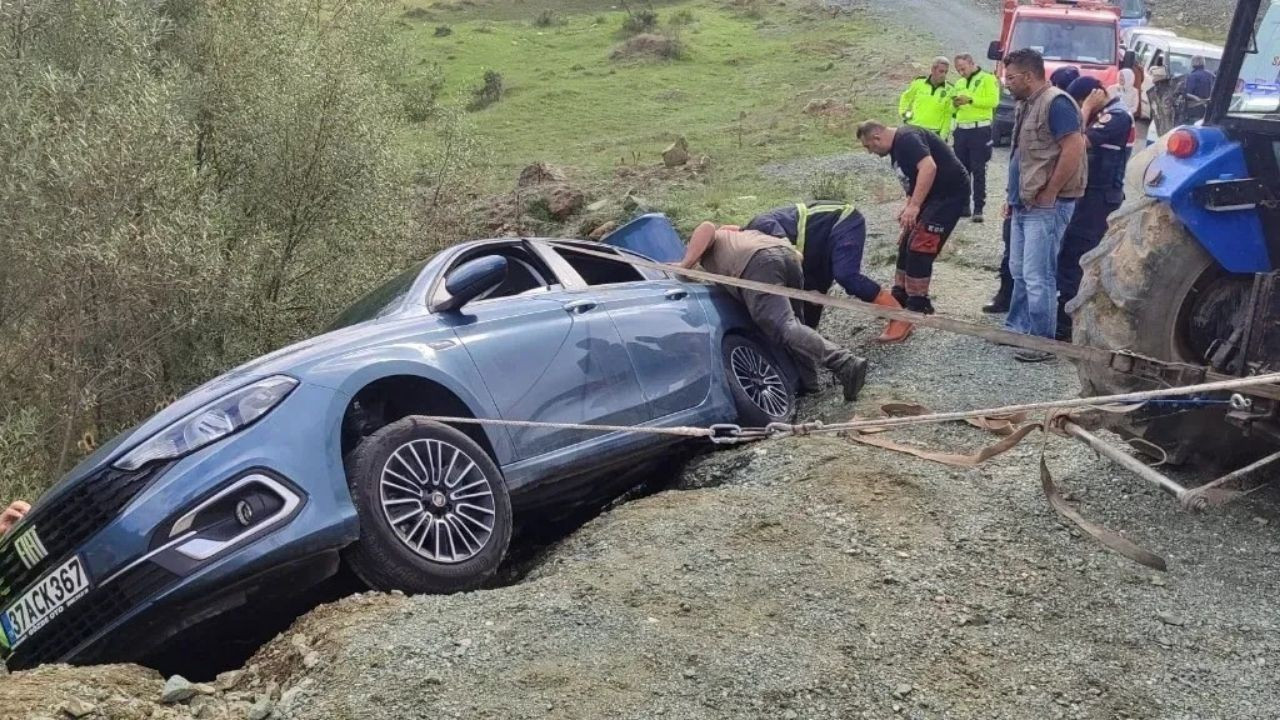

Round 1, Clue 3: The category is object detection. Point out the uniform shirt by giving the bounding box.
[1084,97,1134,200]
[698,228,793,280]
[953,69,1000,125]
[889,126,970,201]
[745,203,865,297]
[1185,67,1216,100]
[899,77,955,139]
[1006,95,1082,207]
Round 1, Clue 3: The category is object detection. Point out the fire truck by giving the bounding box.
[987,0,1132,145]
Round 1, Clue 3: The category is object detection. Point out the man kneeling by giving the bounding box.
[675,222,869,401]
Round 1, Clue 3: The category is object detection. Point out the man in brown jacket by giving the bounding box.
[1001,48,1087,362]
[675,222,869,401]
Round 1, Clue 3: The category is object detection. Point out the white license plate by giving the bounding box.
[1,555,92,650]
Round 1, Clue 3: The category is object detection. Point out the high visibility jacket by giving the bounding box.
[899,77,954,140]
[953,69,999,125]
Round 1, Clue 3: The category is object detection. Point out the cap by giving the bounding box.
[1050,66,1081,91]
[1066,76,1104,103]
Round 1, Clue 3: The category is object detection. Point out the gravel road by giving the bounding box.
[5,2,1279,719]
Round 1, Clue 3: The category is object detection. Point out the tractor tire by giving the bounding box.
[1067,197,1250,467]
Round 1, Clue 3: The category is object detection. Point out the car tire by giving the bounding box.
[722,334,796,427]
[343,416,513,594]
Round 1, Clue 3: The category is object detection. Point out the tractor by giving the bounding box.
[1069,0,1280,466]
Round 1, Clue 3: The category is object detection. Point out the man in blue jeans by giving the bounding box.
[1001,48,1088,362]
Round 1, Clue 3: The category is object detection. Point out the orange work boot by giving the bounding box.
[872,289,914,344]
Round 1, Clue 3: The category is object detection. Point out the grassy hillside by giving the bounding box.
[396,0,923,226]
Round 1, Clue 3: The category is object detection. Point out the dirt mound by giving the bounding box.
[610,33,682,61]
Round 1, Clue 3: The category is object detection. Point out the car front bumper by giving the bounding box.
[1,381,360,670]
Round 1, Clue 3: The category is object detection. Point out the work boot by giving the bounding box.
[832,356,869,402]
[872,288,914,344]
[971,213,985,224]
[982,288,1011,314]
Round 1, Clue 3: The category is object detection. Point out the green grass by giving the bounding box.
[398,0,919,227]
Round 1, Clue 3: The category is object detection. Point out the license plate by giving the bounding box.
[1,555,91,651]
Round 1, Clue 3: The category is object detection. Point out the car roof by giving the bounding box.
[1015,5,1118,22]
[1165,38,1223,56]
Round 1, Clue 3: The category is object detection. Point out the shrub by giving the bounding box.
[610,31,685,61]
[808,173,851,203]
[621,9,659,35]
[468,70,505,111]
[670,9,698,25]
[402,64,446,122]
[434,25,453,36]
[532,9,558,27]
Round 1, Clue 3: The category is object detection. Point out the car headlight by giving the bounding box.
[114,376,298,471]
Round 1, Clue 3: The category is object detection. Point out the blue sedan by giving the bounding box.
[0,216,797,670]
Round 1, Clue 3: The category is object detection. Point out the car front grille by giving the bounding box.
[0,463,169,608]
[5,562,179,670]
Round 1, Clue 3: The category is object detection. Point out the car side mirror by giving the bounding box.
[987,41,1004,62]
[1122,50,1137,69]
[438,256,508,312]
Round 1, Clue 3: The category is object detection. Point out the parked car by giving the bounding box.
[1122,25,1176,51]
[0,215,798,671]
[1135,35,1224,122]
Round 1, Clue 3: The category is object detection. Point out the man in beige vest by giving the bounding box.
[675,223,869,401]
[1001,48,1087,362]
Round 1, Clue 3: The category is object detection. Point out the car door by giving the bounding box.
[537,242,714,419]
[436,241,649,462]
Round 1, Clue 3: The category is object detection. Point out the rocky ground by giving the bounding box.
[6,1,1280,718]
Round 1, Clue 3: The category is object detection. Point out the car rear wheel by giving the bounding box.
[343,416,512,594]
[723,334,795,427]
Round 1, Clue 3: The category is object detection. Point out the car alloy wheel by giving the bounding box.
[729,344,790,419]
[378,439,497,564]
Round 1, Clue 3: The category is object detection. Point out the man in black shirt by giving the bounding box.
[856,120,971,342]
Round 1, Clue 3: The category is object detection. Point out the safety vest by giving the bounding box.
[899,77,954,139]
[953,69,999,125]
[794,203,856,254]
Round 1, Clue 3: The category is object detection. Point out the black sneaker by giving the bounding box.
[982,294,1010,314]
[833,357,869,402]
[972,214,985,224]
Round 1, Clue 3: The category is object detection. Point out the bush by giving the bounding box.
[621,9,659,35]
[808,173,851,203]
[434,25,453,36]
[0,0,481,500]
[610,31,685,61]
[402,64,446,122]
[670,9,698,25]
[467,70,505,111]
[532,9,558,27]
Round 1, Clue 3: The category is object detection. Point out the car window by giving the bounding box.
[1011,19,1117,64]
[550,245,646,286]
[328,261,427,330]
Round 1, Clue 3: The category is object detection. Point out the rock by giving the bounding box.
[622,193,652,213]
[546,186,585,220]
[60,699,96,718]
[248,697,274,720]
[1157,611,1185,627]
[161,675,199,704]
[1150,576,1167,587]
[303,651,322,669]
[662,136,690,167]
[215,670,245,691]
[290,633,310,651]
[1254,517,1270,526]
[783,711,799,720]
[893,683,914,699]
[517,162,566,187]
[194,683,216,695]
[586,199,610,213]
[589,221,618,240]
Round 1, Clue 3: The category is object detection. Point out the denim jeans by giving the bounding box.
[1006,200,1077,339]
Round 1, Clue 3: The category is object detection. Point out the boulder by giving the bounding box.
[517,162,566,187]
[662,136,690,167]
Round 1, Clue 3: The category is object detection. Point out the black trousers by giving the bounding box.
[953,126,993,215]
[892,192,968,314]
[995,214,1013,300]
[1057,190,1120,335]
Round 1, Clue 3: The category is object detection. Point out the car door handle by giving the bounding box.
[563,299,598,314]
[664,289,689,301]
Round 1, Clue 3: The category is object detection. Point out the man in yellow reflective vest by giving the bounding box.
[899,57,955,141]
[743,202,901,341]
[951,53,1000,222]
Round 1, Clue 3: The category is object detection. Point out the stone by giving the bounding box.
[586,199,610,213]
[517,162,566,187]
[546,186,585,220]
[892,683,914,699]
[194,683,217,695]
[662,136,690,167]
[783,711,799,720]
[303,652,321,669]
[589,221,618,240]
[1157,611,1185,627]
[214,670,245,691]
[290,634,310,651]
[622,193,652,214]
[161,675,199,704]
[60,699,96,718]
[248,697,274,720]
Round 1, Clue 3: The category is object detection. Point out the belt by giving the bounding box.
[956,121,991,129]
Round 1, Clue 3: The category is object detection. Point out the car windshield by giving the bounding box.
[1120,0,1145,20]
[1231,0,1280,114]
[1011,19,1117,64]
[327,262,426,331]
[1167,52,1221,76]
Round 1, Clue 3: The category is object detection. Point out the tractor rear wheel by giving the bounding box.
[1068,197,1254,467]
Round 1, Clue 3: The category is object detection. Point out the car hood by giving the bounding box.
[56,310,437,492]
